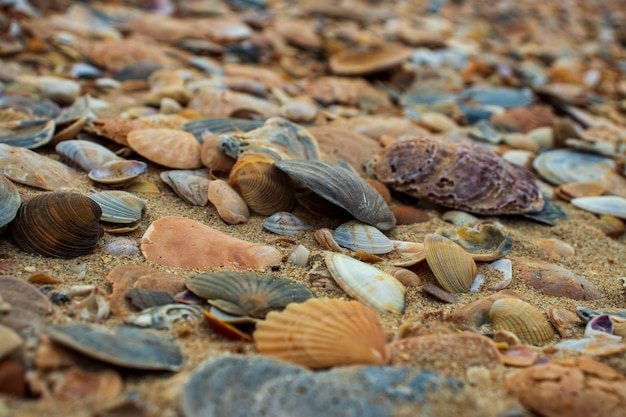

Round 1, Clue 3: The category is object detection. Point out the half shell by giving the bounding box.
[332,221,393,254]
[263,212,308,236]
[435,223,512,261]
[571,196,626,219]
[254,298,389,369]
[489,298,555,345]
[424,234,477,293]
[161,170,211,206]
[88,160,147,186]
[533,149,617,186]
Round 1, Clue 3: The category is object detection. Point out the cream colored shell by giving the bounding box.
[489,298,555,345]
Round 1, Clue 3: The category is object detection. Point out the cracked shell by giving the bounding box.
[489,298,555,345]
[424,234,477,293]
[254,298,389,369]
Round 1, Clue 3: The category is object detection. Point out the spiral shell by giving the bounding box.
[489,298,556,345]
[424,233,477,293]
[11,192,103,258]
[254,298,389,369]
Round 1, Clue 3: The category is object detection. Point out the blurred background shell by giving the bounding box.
[254,298,389,369]
[11,192,103,258]
[263,212,307,236]
[0,175,20,231]
[88,160,147,186]
[435,223,512,261]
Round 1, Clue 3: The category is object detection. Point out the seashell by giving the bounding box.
[391,206,429,225]
[229,152,295,215]
[325,253,405,315]
[202,309,254,342]
[0,324,22,360]
[571,196,626,219]
[125,304,203,329]
[15,75,81,105]
[332,221,393,254]
[288,245,310,267]
[536,238,575,259]
[441,210,480,227]
[489,298,556,345]
[102,237,139,256]
[447,290,526,330]
[0,95,60,120]
[547,307,583,339]
[87,191,146,223]
[371,137,544,215]
[329,45,413,76]
[502,150,535,170]
[460,87,533,108]
[56,140,119,172]
[125,288,175,310]
[0,119,55,149]
[188,89,280,119]
[127,128,203,169]
[275,160,396,230]
[11,192,102,259]
[384,267,421,287]
[487,259,513,290]
[364,179,391,205]
[594,214,625,237]
[422,282,459,304]
[88,160,147,186]
[424,234,477,293]
[0,276,53,332]
[207,179,249,225]
[186,271,314,319]
[263,212,308,236]
[0,175,20,230]
[389,240,426,267]
[183,117,262,142]
[555,181,606,202]
[435,223,512,261]
[521,197,567,226]
[254,298,389,369]
[314,228,344,252]
[533,149,616,186]
[46,324,183,371]
[160,170,211,206]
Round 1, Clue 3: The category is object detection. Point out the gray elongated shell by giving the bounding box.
[263,212,308,236]
[275,160,396,231]
[46,324,183,371]
[0,175,20,230]
[0,119,55,149]
[88,160,147,185]
[56,139,119,171]
[186,272,314,318]
[371,137,544,215]
[87,190,146,223]
[333,221,393,254]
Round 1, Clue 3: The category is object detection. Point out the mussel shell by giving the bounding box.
[11,192,103,258]
[332,221,393,254]
[275,160,396,231]
[88,160,147,185]
[87,190,146,223]
[0,175,20,230]
[56,140,119,172]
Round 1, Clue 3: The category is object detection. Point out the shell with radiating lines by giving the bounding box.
[88,160,147,186]
[332,221,393,254]
[489,298,556,345]
[228,152,295,215]
[11,192,103,258]
[254,298,389,369]
[55,140,119,172]
[0,175,20,230]
[424,233,477,293]
[87,190,146,224]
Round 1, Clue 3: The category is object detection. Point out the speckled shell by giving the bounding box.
[11,192,102,258]
[228,152,295,215]
[424,234,477,293]
[254,298,389,369]
[127,128,203,169]
[275,160,396,230]
[0,175,20,230]
[489,298,556,345]
[371,137,544,215]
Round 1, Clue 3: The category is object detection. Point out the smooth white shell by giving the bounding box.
[571,196,626,219]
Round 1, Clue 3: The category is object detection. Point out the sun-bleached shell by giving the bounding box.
[253,298,389,369]
[127,128,203,169]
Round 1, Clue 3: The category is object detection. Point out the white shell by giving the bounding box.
[288,245,310,267]
[325,253,406,315]
[571,196,626,219]
[332,221,393,254]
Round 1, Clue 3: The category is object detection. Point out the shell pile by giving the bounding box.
[0,0,625,416]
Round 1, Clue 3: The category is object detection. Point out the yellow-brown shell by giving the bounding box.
[228,152,295,215]
[424,233,477,293]
[127,128,202,169]
[253,298,389,369]
[489,298,556,345]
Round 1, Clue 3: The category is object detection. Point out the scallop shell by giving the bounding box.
[489,298,556,345]
[11,192,102,259]
[87,191,146,224]
[435,223,512,261]
[275,160,396,231]
[186,272,314,319]
[253,298,389,369]
[0,175,20,230]
[263,212,308,236]
[424,234,477,293]
[160,170,211,206]
[229,152,295,215]
[56,140,119,172]
[332,221,393,254]
[533,149,616,185]
[88,160,147,186]
[571,196,626,219]
[325,253,406,315]
[371,137,544,215]
[127,128,203,169]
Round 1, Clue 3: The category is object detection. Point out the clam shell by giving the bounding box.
[127,128,202,169]
[11,192,102,259]
[160,170,211,206]
[88,160,147,186]
[489,298,555,345]
[571,196,626,219]
[435,223,512,261]
[424,234,477,293]
[275,160,396,231]
[595,214,625,237]
[0,175,20,230]
[314,228,344,252]
[56,140,119,172]
[229,152,295,215]
[254,298,389,369]
[533,149,616,185]
[371,137,544,215]
[332,220,393,254]
[555,181,606,202]
[325,253,405,315]
[263,212,307,236]
[0,119,55,149]
[87,191,146,224]
[186,272,314,318]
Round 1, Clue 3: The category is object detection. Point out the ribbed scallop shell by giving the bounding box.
[0,175,20,230]
[229,152,295,215]
[127,128,203,169]
[275,160,396,231]
[332,220,393,254]
[186,272,314,319]
[254,298,389,369]
[87,191,146,223]
[88,160,147,185]
[11,192,102,258]
[55,140,119,172]
[424,233,477,293]
[325,253,405,315]
[489,298,555,345]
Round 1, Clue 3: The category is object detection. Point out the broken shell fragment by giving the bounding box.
[160,170,211,206]
[489,298,556,345]
[332,221,393,254]
[424,234,477,293]
[254,298,388,369]
[125,304,203,329]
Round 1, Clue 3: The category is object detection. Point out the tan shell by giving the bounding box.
[127,128,202,169]
[424,234,477,293]
[447,290,527,330]
[253,298,388,369]
[329,45,413,76]
[595,214,625,238]
[489,298,556,345]
[555,181,606,202]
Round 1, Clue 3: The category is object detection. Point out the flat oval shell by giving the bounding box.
[55,140,119,172]
[571,196,626,219]
[489,298,555,345]
[254,298,388,369]
[333,221,393,254]
[325,253,405,315]
[275,160,396,230]
[207,179,250,225]
[46,324,183,371]
[329,45,413,75]
[88,160,147,185]
[533,149,616,185]
[0,276,53,332]
[127,128,202,169]
[424,234,477,293]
